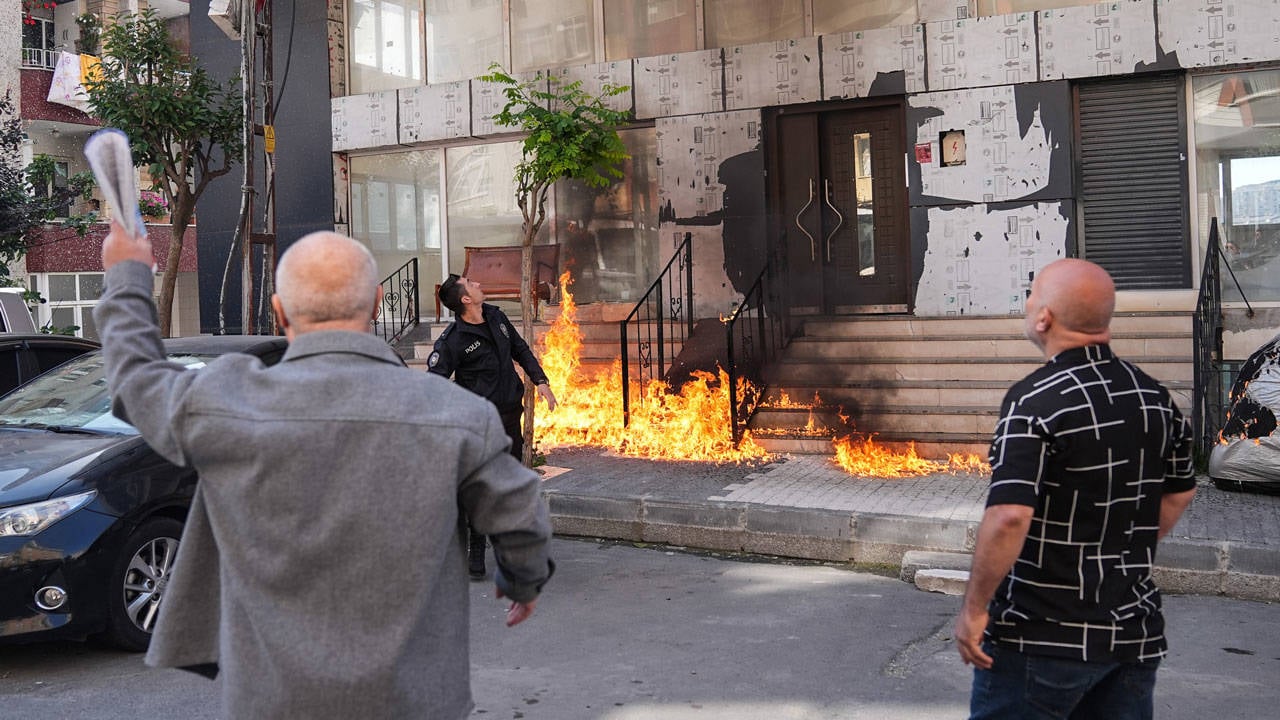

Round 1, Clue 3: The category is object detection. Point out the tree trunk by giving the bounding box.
[520,222,537,467]
[158,196,193,337]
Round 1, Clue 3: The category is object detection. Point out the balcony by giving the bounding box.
[21,47,57,71]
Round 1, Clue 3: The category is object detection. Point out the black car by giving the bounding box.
[0,335,288,650]
[0,334,100,395]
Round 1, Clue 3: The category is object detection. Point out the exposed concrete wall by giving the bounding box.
[656,110,765,317]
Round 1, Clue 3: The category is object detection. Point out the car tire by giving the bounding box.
[103,517,183,652]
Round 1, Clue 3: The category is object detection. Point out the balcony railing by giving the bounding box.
[22,47,57,71]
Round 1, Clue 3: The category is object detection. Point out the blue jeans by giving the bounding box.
[970,641,1159,720]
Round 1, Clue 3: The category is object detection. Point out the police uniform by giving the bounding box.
[427,302,550,461]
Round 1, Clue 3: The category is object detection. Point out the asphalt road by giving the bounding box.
[2,537,1278,719]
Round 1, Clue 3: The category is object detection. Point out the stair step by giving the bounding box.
[770,357,1193,384]
[788,335,1191,360]
[752,405,999,435]
[799,312,1192,337]
[751,432,991,458]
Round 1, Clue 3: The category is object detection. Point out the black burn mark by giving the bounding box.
[867,70,906,97]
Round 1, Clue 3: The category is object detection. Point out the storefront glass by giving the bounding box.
[348,0,424,94]
[426,0,503,84]
[704,0,804,48]
[554,128,659,303]
[975,0,1096,14]
[604,0,699,61]
[511,0,597,72]
[1194,68,1280,302]
[813,0,916,35]
[348,150,443,292]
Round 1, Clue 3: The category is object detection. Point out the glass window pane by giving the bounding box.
[554,128,658,303]
[705,0,804,48]
[50,307,75,331]
[511,0,596,72]
[446,143,531,276]
[349,150,442,282]
[395,183,418,251]
[79,310,98,341]
[48,275,76,302]
[425,0,503,83]
[853,133,876,277]
[1193,69,1280,302]
[78,274,104,302]
[348,0,425,94]
[814,0,916,35]
[604,0,698,60]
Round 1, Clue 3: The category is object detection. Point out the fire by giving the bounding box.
[833,435,990,477]
[535,273,768,463]
[533,273,990,476]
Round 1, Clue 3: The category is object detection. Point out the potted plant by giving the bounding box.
[138,190,168,222]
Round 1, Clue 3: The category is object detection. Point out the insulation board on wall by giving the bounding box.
[926,13,1038,90]
[821,25,926,99]
[912,201,1072,316]
[909,82,1071,205]
[635,49,725,119]
[1039,0,1159,79]
[724,38,821,110]
[1156,0,1280,67]
[399,81,471,143]
[471,71,546,137]
[331,92,397,151]
[553,61,635,114]
[656,110,761,220]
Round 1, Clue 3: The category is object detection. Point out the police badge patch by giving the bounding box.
[428,351,440,368]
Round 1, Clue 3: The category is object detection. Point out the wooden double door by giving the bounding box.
[772,103,910,314]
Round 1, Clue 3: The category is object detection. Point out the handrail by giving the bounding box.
[1192,218,1252,460]
[376,257,419,345]
[620,232,693,426]
[726,247,793,445]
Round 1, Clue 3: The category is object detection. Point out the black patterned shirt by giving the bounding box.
[985,344,1195,663]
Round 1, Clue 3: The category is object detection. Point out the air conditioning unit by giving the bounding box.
[208,0,244,40]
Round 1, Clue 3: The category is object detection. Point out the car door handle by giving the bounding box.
[822,179,844,264]
[794,178,818,262]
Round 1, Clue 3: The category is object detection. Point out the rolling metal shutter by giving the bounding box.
[1077,75,1191,289]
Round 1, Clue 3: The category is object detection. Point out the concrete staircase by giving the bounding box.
[748,312,1195,458]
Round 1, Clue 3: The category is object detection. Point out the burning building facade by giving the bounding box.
[180,0,1280,456]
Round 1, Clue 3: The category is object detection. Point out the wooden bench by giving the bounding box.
[435,245,560,321]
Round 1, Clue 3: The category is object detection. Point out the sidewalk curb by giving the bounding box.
[545,490,1280,602]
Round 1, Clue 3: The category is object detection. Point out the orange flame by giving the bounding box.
[833,435,990,477]
[535,273,768,463]
[534,273,990,476]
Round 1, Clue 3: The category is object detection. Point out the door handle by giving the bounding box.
[793,178,818,262]
[822,179,844,263]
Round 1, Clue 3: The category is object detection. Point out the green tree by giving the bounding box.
[479,66,631,465]
[84,10,243,336]
[0,93,96,281]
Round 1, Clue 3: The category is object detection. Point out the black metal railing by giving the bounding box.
[1192,218,1252,459]
[726,256,793,445]
[377,257,419,345]
[620,232,694,425]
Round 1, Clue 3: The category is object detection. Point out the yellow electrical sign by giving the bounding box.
[264,125,276,154]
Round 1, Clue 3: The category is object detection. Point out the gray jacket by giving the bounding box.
[94,261,553,720]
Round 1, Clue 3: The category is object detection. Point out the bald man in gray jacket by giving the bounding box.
[94,222,554,720]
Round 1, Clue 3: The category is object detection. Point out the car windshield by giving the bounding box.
[0,352,212,434]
